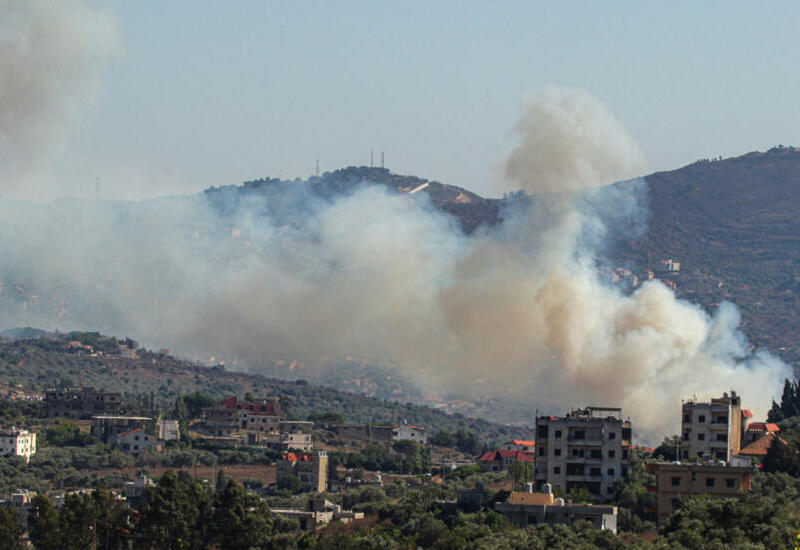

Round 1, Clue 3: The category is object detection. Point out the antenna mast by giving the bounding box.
[370,150,374,167]
[315,158,320,177]
[381,151,384,168]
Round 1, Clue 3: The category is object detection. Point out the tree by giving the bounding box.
[762,436,800,475]
[0,506,22,550]
[209,480,273,550]
[28,495,61,550]
[653,434,681,461]
[277,475,301,493]
[509,460,534,488]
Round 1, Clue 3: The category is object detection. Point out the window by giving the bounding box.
[706,477,715,487]
[682,432,690,441]
[538,447,545,456]
[671,476,681,486]
[607,468,615,476]
[622,449,629,459]
[716,434,727,442]
[683,414,691,423]
[590,450,602,458]
[698,415,706,423]
[608,450,615,458]
[698,433,705,441]
[608,432,616,440]
[671,498,680,510]
[726,478,736,488]
[553,467,561,474]
[590,467,601,476]
[554,448,561,456]
[555,430,562,439]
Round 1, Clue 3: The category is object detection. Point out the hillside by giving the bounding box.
[0,331,532,445]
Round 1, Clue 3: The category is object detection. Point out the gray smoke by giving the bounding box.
[0,0,119,194]
[0,78,789,442]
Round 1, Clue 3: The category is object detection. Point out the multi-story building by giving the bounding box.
[646,461,753,524]
[280,421,314,452]
[534,407,632,499]
[501,440,536,457]
[0,428,37,462]
[495,484,617,532]
[679,392,744,461]
[393,423,427,444]
[44,387,122,418]
[113,428,160,455]
[91,415,152,443]
[277,451,328,493]
[203,396,282,436]
[332,423,428,445]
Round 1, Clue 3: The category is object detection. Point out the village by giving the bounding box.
[0,377,785,544]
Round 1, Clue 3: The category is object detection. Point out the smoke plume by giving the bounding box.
[0,0,119,193]
[0,81,790,442]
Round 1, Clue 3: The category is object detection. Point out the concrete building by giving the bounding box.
[680,392,744,461]
[280,421,314,452]
[534,407,631,499]
[0,428,37,462]
[114,428,160,455]
[742,422,780,446]
[203,396,282,436]
[495,484,617,532]
[277,451,328,493]
[393,423,427,444]
[91,415,151,443]
[332,423,427,445]
[271,498,364,532]
[501,440,536,456]
[477,449,534,473]
[9,490,34,528]
[646,461,753,525]
[44,387,122,418]
[157,419,180,441]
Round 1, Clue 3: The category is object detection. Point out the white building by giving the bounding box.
[114,428,160,455]
[393,423,427,445]
[157,419,180,441]
[0,428,37,462]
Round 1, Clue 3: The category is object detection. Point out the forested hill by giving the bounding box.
[614,146,800,367]
[0,331,531,445]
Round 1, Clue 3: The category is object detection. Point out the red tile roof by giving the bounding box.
[282,453,312,462]
[739,433,787,456]
[505,440,536,447]
[742,409,754,418]
[477,449,534,462]
[747,422,780,433]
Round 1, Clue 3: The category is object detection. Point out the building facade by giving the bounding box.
[495,485,617,532]
[114,428,160,455]
[680,392,744,461]
[477,449,534,473]
[277,451,329,493]
[0,428,37,462]
[44,387,122,418]
[91,416,151,443]
[203,396,282,437]
[646,461,753,524]
[534,407,632,499]
[280,421,314,452]
[157,419,180,441]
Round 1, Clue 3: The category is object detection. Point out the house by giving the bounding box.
[45,387,122,418]
[0,428,37,462]
[280,420,314,452]
[737,432,787,459]
[742,422,780,446]
[645,461,753,525]
[680,392,744,461]
[124,473,155,504]
[534,407,632,499]
[270,498,363,532]
[114,428,160,455]
[332,423,427,445]
[477,449,533,473]
[277,451,328,493]
[91,416,151,443]
[501,440,536,456]
[157,419,180,441]
[495,484,617,532]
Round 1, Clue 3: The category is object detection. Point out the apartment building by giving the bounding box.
[0,428,37,462]
[157,419,181,441]
[44,387,122,418]
[679,392,744,461]
[646,461,753,524]
[534,407,632,499]
[280,420,314,452]
[203,396,282,436]
[114,428,160,455]
[277,451,328,493]
[91,415,151,443]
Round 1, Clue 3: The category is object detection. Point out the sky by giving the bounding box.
[34,1,800,199]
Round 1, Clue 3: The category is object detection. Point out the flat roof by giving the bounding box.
[91,416,152,420]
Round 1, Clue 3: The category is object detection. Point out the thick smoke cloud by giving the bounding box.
[0,77,789,441]
[0,0,119,193]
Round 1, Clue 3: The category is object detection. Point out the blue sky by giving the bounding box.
[59,1,800,198]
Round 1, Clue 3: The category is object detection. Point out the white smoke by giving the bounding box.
[0,0,119,194]
[0,78,789,442]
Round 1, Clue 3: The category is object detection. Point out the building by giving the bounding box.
[742,422,780,446]
[124,473,155,503]
[157,419,180,441]
[203,396,282,436]
[9,490,34,528]
[502,440,536,456]
[680,392,744,461]
[44,387,122,418]
[738,432,786,461]
[332,423,427,445]
[114,428,160,455]
[280,421,314,452]
[477,449,534,473]
[0,428,37,462]
[645,461,753,524]
[534,407,631,499]
[270,498,364,532]
[277,451,328,493]
[495,484,617,532]
[91,415,151,443]
[393,423,427,444]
